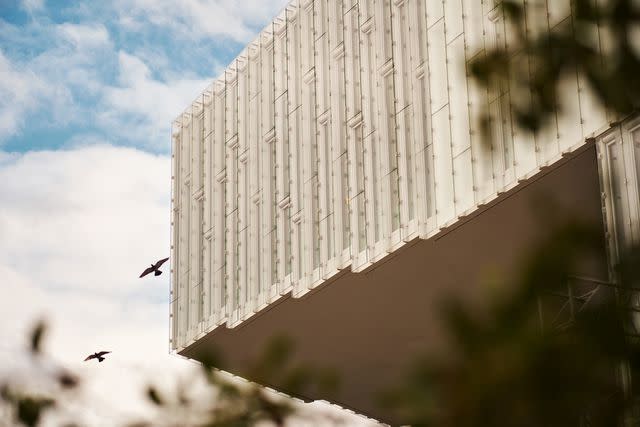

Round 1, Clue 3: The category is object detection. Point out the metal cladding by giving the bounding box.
[170,0,612,351]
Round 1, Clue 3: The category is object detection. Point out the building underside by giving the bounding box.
[180,145,610,424]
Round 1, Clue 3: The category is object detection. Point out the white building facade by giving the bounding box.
[170,0,639,371]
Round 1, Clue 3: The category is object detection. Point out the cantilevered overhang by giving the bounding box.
[180,146,609,424]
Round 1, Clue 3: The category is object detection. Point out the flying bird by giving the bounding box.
[84,351,111,363]
[139,257,170,278]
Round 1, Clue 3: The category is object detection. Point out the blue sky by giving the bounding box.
[0,0,290,153]
[0,1,369,425]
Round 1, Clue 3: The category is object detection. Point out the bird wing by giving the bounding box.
[84,354,96,361]
[96,351,111,357]
[154,257,169,269]
[139,266,155,278]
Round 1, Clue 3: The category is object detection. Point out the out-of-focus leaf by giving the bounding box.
[58,372,79,389]
[249,336,294,382]
[16,396,55,427]
[30,320,46,355]
[1,384,10,402]
[256,392,292,427]
[316,368,340,395]
[282,366,312,395]
[146,386,164,406]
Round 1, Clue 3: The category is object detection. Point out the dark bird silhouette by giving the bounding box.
[139,257,169,278]
[84,351,111,363]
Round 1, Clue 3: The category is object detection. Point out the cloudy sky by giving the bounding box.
[0,1,372,425]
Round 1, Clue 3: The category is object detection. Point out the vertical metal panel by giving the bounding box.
[417,143,437,237]
[392,0,418,240]
[274,15,288,100]
[274,15,292,294]
[448,33,474,214]
[191,104,203,193]
[448,36,470,158]
[315,0,331,115]
[504,53,533,181]
[189,105,204,339]
[444,0,463,43]
[487,92,514,190]
[213,82,227,327]
[224,67,240,325]
[408,0,434,236]
[578,71,607,138]
[468,76,494,203]
[287,2,306,294]
[359,2,381,264]
[557,70,583,153]
[179,118,192,342]
[548,0,571,29]
[170,125,180,348]
[432,106,455,225]
[453,148,474,214]
[238,149,249,317]
[317,111,333,282]
[328,0,350,268]
[462,0,484,59]
[247,42,261,315]
[300,0,319,291]
[520,0,555,173]
[260,31,278,305]
[360,10,378,140]
[236,58,250,319]
[426,0,444,28]
[315,0,335,281]
[344,3,368,271]
[375,0,400,253]
[202,88,214,327]
[427,20,448,114]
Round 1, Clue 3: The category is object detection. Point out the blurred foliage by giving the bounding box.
[383,220,640,426]
[0,326,337,427]
[1,386,55,427]
[470,0,640,134]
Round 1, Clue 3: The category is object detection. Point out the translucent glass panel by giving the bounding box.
[170,0,611,351]
[597,119,640,263]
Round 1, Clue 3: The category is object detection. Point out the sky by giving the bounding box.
[0,1,377,425]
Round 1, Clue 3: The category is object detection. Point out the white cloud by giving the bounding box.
[116,0,290,43]
[0,144,192,424]
[57,23,110,48]
[0,144,171,297]
[99,51,212,149]
[21,0,45,13]
[0,50,50,141]
[0,19,106,144]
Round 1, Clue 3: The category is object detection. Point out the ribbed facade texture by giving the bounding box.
[170,0,614,351]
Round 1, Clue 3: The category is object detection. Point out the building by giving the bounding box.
[170,0,640,423]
